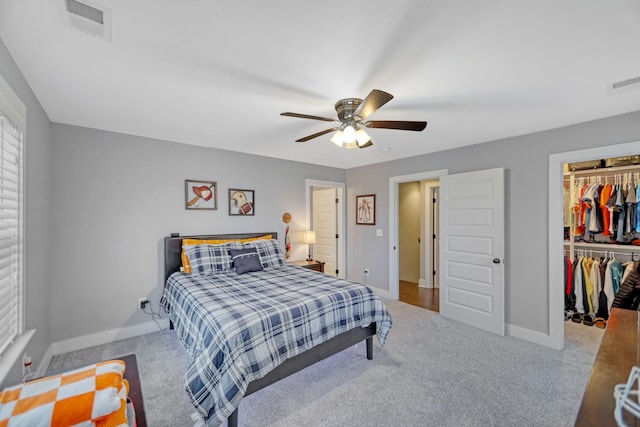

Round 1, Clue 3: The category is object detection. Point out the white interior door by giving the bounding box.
[312,187,337,276]
[439,168,505,335]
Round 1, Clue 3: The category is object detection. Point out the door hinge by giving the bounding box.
[433,234,436,240]
[335,198,339,203]
[335,269,339,274]
[433,270,436,276]
[432,197,437,203]
[335,233,339,239]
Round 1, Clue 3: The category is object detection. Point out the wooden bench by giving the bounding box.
[575,308,639,426]
[119,354,147,427]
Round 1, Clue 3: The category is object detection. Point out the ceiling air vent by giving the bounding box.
[608,76,640,95]
[65,0,103,24]
[63,0,112,41]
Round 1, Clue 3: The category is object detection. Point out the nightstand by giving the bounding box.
[289,259,325,273]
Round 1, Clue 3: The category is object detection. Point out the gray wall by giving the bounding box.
[49,124,345,342]
[0,38,53,385]
[346,110,640,335]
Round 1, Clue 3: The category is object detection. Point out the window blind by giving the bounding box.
[0,112,22,357]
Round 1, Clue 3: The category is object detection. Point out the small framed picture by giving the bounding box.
[185,180,217,210]
[229,189,255,216]
[356,194,375,225]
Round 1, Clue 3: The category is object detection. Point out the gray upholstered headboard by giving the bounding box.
[163,232,279,281]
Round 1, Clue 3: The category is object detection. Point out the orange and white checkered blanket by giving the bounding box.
[0,360,129,427]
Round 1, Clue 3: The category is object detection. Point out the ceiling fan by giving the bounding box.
[280,89,427,149]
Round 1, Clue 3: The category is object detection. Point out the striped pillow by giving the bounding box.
[183,242,242,275]
[245,239,285,269]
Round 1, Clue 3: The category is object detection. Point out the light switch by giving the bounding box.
[376,229,383,237]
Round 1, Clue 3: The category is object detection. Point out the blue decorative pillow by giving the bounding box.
[184,242,240,275]
[229,247,263,274]
[244,239,286,269]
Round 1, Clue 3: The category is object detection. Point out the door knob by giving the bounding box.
[493,258,501,264]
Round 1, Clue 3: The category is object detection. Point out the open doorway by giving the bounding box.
[549,140,640,350]
[398,180,440,312]
[305,179,345,279]
[389,169,448,306]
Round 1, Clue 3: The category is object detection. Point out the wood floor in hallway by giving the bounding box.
[399,280,439,312]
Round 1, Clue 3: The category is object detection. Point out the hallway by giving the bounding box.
[399,280,439,312]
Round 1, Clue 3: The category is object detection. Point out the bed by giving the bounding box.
[160,232,392,426]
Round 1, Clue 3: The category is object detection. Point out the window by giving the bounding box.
[0,75,24,361]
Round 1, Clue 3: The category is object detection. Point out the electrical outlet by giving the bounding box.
[138,297,149,310]
[364,268,370,276]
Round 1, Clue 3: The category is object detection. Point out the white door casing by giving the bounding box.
[439,168,505,336]
[432,186,440,289]
[389,169,448,300]
[312,187,337,276]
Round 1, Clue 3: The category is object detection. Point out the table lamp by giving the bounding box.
[302,230,316,261]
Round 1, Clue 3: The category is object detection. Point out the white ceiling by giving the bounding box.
[1,1,640,169]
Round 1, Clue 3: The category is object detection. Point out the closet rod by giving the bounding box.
[567,173,639,182]
[569,250,637,258]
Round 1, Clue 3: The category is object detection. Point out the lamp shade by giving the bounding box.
[356,128,371,145]
[343,125,356,143]
[331,130,344,147]
[302,230,316,244]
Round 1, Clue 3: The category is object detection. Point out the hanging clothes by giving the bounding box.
[574,256,585,314]
[626,181,638,234]
[612,261,640,310]
[596,256,610,320]
[600,183,613,236]
[564,256,575,312]
[581,256,595,314]
[616,185,627,242]
[590,258,601,315]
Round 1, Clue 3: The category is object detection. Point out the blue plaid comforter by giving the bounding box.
[160,265,392,426]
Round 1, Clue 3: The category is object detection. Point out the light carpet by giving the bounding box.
[47,299,604,426]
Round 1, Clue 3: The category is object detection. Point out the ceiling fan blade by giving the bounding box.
[358,140,373,149]
[353,89,394,120]
[281,112,336,122]
[295,127,339,142]
[365,120,427,131]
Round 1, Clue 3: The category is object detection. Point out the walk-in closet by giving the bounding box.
[563,156,640,329]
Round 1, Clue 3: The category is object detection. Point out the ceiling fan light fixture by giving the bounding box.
[355,128,370,146]
[343,125,356,144]
[331,130,344,147]
[281,89,427,149]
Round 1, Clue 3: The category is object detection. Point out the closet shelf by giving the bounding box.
[563,241,639,251]
[564,163,640,177]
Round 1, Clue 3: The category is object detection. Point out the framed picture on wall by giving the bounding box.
[185,180,217,210]
[356,194,375,225]
[229,189,255,216]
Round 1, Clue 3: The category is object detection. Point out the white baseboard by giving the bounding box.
[37,344,55,377]
[506,323,563,351]
[370,286,393,300]
[418,279,432,288]
[50,319,170,357]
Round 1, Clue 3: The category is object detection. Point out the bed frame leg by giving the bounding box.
[366,337,373,360]
[228,407,239,427]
